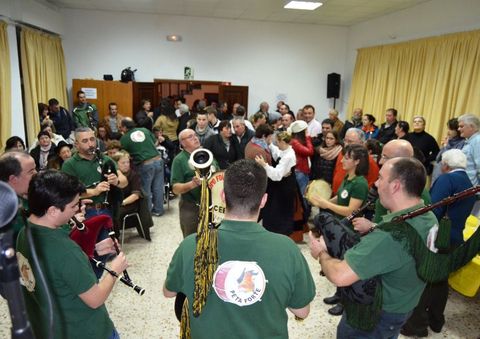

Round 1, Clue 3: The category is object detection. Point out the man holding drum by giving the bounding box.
[164,159,315,338]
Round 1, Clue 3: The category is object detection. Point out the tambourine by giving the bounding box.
[305,179,332,203]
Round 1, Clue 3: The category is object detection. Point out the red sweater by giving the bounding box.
[290,136,314,174]
[332,152,379,195]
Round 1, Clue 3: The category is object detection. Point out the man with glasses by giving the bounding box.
[352,139,431,232]
[171,129,217,237]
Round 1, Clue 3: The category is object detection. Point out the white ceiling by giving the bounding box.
[44,0,431,26]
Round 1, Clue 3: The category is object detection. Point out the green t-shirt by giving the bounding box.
[10,197,28,248]
[336,175,369,216]
[16,223,113,339]
[170,150,199,203]
[120,128,159,165]
[345,203,437,313]
[165,220,316,339]
[373,188,431,223]
[62,153,117,204]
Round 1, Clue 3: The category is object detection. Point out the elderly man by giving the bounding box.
[328,109,344,135]
[401,149,476,337]
[303,104,322,137]
[0,152,37,244]
[331,128,379,194]
[171,129,216,237]
[340,108,363,140]
[310,157,438,338]
[120,118,164,217]
[459,114,480,216]
[377,108,398,145]
[164,159,315,338]
[231,117,255,159]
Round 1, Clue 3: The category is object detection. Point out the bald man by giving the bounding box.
[352,139,431,233]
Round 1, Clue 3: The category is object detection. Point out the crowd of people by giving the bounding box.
[1,93,479,338]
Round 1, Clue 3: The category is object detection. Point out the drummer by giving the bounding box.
[163,159,315,338]
[308,144,369,316]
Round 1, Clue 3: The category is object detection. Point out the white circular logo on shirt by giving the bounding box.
[340,189,349,199]
[213,260,267,307]
[17,252,36,292]
[130,130,146,143]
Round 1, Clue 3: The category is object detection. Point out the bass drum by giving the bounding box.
[207,170,225,226]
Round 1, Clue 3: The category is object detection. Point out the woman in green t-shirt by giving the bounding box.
[309,144,369,217]
[308,144,370,316]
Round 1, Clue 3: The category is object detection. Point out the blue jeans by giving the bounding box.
[109,328,120,339]
[337,310,411,339]
[295,170,309,196]
[137,159,164,215]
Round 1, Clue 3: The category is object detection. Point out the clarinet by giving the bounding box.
[94,148,112,206]
[91,259,145,296]
[108,231,132,282]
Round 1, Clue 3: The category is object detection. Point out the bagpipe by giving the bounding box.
[68,214,145,295]
[312,185,480,332]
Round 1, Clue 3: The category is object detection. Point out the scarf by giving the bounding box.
[39,144,52,169]
[250,137,269,151]
[318,144,342,161]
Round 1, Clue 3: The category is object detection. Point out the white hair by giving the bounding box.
[346,128,366,143]
[441,149,467,170]
[458,114,480,130]
[232,116,245,125]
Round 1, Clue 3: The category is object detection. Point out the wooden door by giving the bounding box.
[219,85,249,114]
[132,82,155,116]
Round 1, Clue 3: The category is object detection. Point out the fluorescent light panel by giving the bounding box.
[284,1,323,10]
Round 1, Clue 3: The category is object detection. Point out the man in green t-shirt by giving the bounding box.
[16,170,128,339]
[352,139,431,232]
[171,128,204,237]
[120,118,164,216]
[164,160,315,338]
[309,157,438,338]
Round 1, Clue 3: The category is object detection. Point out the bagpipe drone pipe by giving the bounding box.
[312,185,480,332]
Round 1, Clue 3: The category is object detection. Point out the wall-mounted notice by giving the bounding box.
[82,87,97,99]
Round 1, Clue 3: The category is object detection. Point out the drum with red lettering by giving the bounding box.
[212,260,267,306]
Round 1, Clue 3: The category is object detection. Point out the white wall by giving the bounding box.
[343,0,480,114]
[61,9,348,118]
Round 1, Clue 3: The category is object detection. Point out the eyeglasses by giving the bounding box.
[181,134,197,141]
[381,154,392,160]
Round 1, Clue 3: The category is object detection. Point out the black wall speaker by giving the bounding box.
[327,73,341,99]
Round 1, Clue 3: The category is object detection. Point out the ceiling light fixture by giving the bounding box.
[166,35,182,42]
[284,1,323,10]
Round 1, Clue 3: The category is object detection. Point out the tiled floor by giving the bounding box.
[1,201,479,338]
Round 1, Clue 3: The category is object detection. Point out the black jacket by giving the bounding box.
[378,121,398,145]
[232,129,254,159]
[203,134,238,170]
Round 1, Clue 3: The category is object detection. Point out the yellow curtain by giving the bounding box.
[20,27,68,145]
[0,21,12,151]
[347,29,480,142]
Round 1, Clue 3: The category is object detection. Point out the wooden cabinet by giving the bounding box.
[72,79,133,120]
[72,79,249,120]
